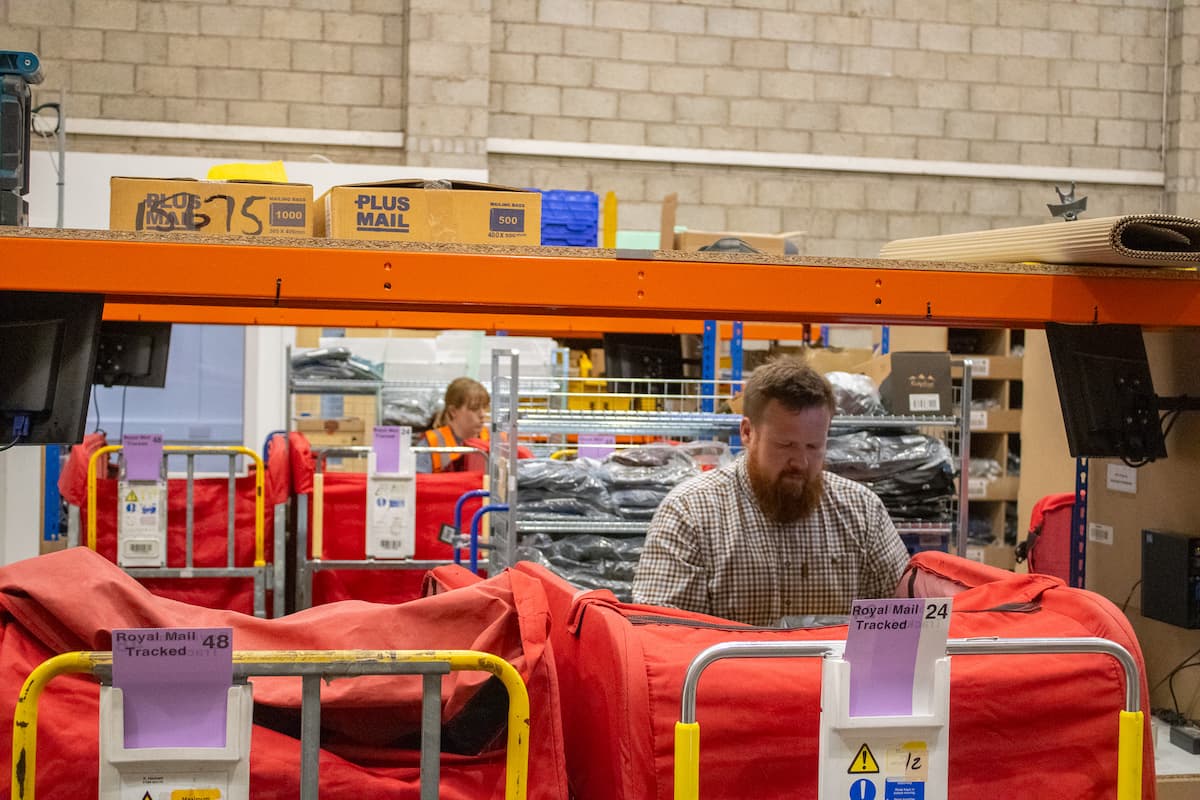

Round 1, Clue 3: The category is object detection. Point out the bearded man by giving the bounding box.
[631,357,909,625]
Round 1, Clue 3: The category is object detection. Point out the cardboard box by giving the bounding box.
[293,416,367,447]
[855,352,953,416]
[952,355,1023,381]
[966,543,1016,570]
[967,475,1020,501]
[659,193,804,255]
[969,407,1022,432]
[1157,774,1200,800]
[294,416,366,434]
[317,179,541,244]
[110,177,313,236]
[765,345,876,376]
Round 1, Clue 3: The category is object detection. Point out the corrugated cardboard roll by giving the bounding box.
[880,214,1200,268]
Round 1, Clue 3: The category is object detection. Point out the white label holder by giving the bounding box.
[818,656,950,800]
[117,480,168,568]
[99,683,252,800]
[365,449,417,559]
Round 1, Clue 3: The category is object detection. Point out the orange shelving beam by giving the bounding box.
[2,229,1199,329]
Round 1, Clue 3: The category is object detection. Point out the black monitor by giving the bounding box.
[603,334,684,381]
[602,333,685,402]
[94,321,171,388]
[1045,322,1166,461]
[0,291,104,445]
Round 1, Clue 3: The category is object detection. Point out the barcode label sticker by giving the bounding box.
[967,478,988,499]
[908,393,941,413]
[972,358,990,378]
[123,540,159,558]
[366,475,415,559]
[970,410,988,430]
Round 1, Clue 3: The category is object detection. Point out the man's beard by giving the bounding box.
[747,453,824,524]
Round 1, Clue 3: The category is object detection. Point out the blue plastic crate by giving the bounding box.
[538,189,599,247]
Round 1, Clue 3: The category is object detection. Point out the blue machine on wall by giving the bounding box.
[0,50,42,227]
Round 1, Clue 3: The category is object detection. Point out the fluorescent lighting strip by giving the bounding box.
[488,137,1164,187]
[69,118,405,149]
[65,119,1163,187]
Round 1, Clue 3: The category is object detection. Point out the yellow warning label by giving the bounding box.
[848,742,880,774]
[170,790,221,800]
[126,491,139,502]
[142,792,153,800]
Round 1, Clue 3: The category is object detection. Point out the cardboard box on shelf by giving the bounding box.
[659,194,804,255]
[969,407,1022,432]
[855,351,953,416]
[293,416,368,448]
[966,543,1017,570]
[967,475,1020,501]
[952,355,1023,381]
[765,345,876,376]
[317,179,541,244]
[110,177,313,236]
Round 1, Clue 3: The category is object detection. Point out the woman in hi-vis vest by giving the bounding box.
[421,377,491,472]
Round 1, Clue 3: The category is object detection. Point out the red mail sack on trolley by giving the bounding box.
[510,553,1153,800]
[0,548,569,800]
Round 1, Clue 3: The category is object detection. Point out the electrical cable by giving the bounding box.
[119,386,128,442]
[1118,408,1185,470]
[1120,578,1143,613]
[30,103,63,180]
[1162,408,1183,440]
[1152,645,1200,694]
[0,435,22,454]
[92,384,102,433]
[1168,661,1200,717]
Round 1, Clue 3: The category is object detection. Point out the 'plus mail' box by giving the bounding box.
[317,179,542,245]
[110,177,313,236]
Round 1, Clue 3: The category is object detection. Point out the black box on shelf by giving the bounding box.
[1141,528,1200,629]
[856,352,953,416]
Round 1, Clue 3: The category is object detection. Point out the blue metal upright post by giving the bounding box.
[42,445,60,543]
[730,321,744,450]
[1070,457,1088,588]
[730,322,744,386]
[701,320,717,413]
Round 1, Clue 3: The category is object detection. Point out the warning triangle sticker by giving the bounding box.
[848,742,880,774]
[126,491,139,502]
[142,792,153,800]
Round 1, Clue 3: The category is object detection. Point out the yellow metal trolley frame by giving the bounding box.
[673,636,1145,800]
[84,445,283,618]
[12,649,530,800]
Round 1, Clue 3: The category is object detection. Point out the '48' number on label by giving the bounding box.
[202,634,230,649]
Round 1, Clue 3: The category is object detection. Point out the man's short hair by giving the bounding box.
[742,356,836,422]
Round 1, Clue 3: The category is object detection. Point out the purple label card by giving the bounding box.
[373,426,401,473]
[844,599,924,718]
[112,627,233,749]
[578,433,616,460]
[123,433,163,482]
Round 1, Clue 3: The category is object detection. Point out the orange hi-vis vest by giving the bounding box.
[423,425,490,472]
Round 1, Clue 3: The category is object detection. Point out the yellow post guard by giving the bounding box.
[1117,709,1144,800]
[87,445,265,566]
[674,721,700,800]
[312,471,325,559]
[12,649,530,800]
